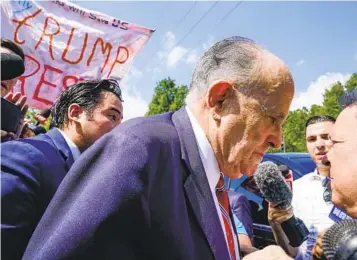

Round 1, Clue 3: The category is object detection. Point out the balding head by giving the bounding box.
[186,36,293,104]
[186,36,294,179]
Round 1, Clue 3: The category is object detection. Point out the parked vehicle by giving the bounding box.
[226,153,316,249]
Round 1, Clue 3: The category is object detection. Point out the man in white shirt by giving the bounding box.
[1,79,124,260]
[268,115,336,259]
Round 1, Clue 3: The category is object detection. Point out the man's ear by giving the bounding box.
[67,104,84,123]
[207,81,234,111]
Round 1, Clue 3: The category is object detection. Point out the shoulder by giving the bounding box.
[2,138,50,162]
[1,139,52,187]
[110,112,179,147]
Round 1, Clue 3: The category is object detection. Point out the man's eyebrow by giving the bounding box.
[109,107,122,116]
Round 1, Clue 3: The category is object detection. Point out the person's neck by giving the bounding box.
[317,166,329,177]
[61,127,84,152]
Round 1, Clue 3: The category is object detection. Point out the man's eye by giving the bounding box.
[270,116,277,124]
[109,115,117,121]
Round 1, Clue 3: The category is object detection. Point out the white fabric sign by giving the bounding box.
[1,0,154,109]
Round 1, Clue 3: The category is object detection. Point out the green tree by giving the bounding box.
[345,73,357,92]
[146,77,188,116]
[282,108,309,152]
[280,73,356,152]
[321,82,344,118]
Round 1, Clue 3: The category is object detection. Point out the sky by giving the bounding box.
[77,1,357,120]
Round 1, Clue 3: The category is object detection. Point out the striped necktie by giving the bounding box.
[216,174,236,260]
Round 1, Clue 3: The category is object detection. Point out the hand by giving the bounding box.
[242,245,293,260]
[4,92,28,139]
[1,129,15,141]
[268,204,294,224]
[312,230,326,259]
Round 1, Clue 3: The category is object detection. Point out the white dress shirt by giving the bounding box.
[292,168,335,260]
[57,128,81,161]
[186,107,240,260]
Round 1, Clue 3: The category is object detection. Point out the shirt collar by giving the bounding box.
[309,168,327,182]
[185,107,221,193]
[56,128,81,161]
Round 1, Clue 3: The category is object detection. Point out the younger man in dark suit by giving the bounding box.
[1,79,124,260]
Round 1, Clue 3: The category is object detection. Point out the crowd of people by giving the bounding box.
[1,36,356,260]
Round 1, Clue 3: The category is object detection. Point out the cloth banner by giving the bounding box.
[1,0,154,109]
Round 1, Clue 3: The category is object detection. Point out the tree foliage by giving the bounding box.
[277,73,357,153]
[146,77,188,116]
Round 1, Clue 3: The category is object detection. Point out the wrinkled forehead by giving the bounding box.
[306,122,334,137]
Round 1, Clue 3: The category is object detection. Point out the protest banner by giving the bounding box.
[1,0,154,109]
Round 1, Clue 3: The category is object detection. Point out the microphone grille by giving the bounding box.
[254,161,292,209]
[322,219,357,259]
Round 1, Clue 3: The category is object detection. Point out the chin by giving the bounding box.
[331,190,343,209]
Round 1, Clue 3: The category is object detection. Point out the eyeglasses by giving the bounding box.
[322,176,332,202]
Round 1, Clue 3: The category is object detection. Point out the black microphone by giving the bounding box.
[322,219,357,260]
[1,53,25,80]
[254,161,310,247]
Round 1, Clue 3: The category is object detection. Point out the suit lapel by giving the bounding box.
[172,108,230,260]
[43,129,75,170]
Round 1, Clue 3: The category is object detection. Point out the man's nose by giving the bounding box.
[316,138,326,149]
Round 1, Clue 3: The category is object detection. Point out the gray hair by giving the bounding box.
[186,36,266,104]
[339,90,357,108]
[339,90,357,119]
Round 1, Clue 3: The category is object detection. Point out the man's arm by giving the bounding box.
[268,205,299,257]
[23,132,149,260]
[1,141,46,260]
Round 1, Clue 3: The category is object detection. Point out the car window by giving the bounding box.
[294,157,316,173]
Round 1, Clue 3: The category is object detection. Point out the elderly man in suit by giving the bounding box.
[1,79,123,260]
[23,36,294,260]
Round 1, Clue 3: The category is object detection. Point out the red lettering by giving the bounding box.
[62,28,88,65]
[107,46,129,78]
[12,9,42,45]
[33,65,63,105]
[62,75,79,89]
[17,54,41,95]
[87,37,112,73]
[35,17,61,60]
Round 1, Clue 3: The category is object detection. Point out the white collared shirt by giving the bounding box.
[186,107,240,260]
[292,168,335,260]
[57,128,81,162]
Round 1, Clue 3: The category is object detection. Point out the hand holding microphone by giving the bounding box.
[254,161,309,247]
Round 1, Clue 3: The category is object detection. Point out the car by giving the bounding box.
[226,152,316,249]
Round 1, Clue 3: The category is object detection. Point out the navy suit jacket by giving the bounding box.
[23,108,232,260]
[1,128,74,260]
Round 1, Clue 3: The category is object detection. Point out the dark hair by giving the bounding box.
[1,38,25,61]
[39,108,51,118]
[305,115,336,129]
[52,79,123,129]
[338,89,357,108]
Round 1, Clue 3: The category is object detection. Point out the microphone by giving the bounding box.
[278,164,293,191]
[322,219,357,260]
[1,53,25,81]
[254,161,309,247]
